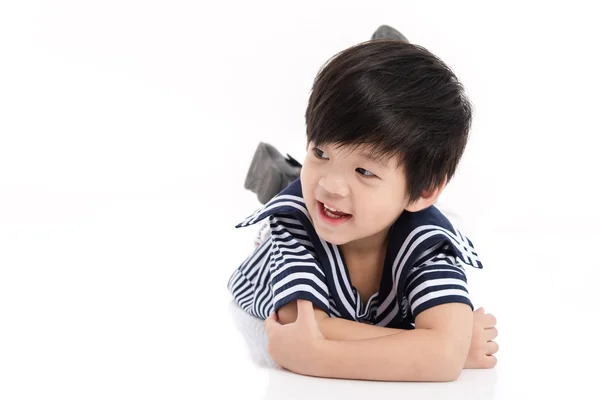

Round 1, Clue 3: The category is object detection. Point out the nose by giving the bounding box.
[318,173,349,198]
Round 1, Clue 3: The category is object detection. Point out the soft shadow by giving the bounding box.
[227,300,280,369]
[228,301,497,400]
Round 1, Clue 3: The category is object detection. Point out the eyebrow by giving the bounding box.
[359,151,389,167]
[317,143,391,168]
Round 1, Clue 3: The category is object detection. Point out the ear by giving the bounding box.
[404,176,448,212]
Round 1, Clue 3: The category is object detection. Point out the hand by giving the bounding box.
[264,300,326,375]
[464,307,499,369]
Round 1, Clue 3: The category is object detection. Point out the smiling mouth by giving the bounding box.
[317,201,353,224]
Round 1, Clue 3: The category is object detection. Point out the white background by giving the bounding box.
[1,1,599,399]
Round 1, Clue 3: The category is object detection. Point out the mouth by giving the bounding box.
[317,201,353,225]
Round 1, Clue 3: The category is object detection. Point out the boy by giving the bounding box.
[228,25,498,382]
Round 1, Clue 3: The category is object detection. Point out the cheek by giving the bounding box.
[300,165,310,188]
[300,165,317,197]
[356,191,401,223]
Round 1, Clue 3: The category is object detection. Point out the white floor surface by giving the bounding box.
[1,1,599,399]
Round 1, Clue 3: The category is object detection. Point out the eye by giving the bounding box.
[313,148,329,160]
[356,167,377,178]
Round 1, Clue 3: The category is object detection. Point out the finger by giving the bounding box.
[483,327,498,341]
[484,355,498,368]
[474,307,485,314]
[264,312,279,334]
[485,341,500,355]
[296,299,315,320]
[483,313,497,328]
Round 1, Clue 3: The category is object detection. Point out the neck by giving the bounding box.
[340,226,391,258]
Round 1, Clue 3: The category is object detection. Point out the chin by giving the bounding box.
[313,227,349,246]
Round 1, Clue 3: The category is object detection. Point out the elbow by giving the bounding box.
[444,350,466,382]
[437,364,462,382]
[430,344,465,382]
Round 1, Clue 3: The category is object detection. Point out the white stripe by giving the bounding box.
[295,238,315,249]
[270,223,310,238]
[411,289,469,312]
[421,258,455,267]
[377,227,442,317]
[271,260,325,280]
[410,255,465,272]
[270,244,324,277]
[272,241,312,254]
[377,224,479,318]
[413,241,445,266]
[421,256,466,274]
[269,230,315,250]
[272,235,314,250]
[456,228,476,267]
[425,254,459,266]
[319,239,356,319]
[236,289,254,309]
[424,225,480,263]
[272,272,328,294]
[407,267,466,285]
[243,243,272,283]
[276,217,304,226]
[270,237,313,253]
[361,293,379,318]
[244,196,309,225]
[376,302,399,327]
[241,195,305,224]
[271,248,318,262]
[332,246,355,304]
[239,237,271,276]
[272,284,329,308]
[407,278,468,304]
[227,270,244,293]
[330,307,342,317]
[253,256,274,318]
[230,276,251,296]
[269,230,295,241]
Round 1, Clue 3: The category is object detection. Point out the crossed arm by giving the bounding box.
[265,300,475,382]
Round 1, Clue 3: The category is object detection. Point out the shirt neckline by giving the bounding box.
[333,220,399,321]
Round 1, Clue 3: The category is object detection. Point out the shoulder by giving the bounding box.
[389,205,483,270]
[235,178,321,251]
[235,178,311,229]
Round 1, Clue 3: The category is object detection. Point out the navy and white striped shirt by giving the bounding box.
[227,178,483,329]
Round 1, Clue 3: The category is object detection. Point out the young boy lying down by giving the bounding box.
[228,25,499,382]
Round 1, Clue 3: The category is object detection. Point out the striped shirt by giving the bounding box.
[227,178,483,329]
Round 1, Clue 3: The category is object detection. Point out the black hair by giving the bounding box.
[305,39,473,204]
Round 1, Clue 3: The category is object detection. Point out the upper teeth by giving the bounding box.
[324,204,342,213]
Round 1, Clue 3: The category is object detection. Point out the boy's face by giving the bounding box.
[300,141,411,247]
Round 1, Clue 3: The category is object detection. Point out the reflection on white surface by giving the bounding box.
[265,369,497,400]
[228,300,280,370]
[228,300,498,399]
[2,1,600,398]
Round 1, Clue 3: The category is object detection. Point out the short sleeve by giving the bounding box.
[404,244,473,318]
[268,215,330,314]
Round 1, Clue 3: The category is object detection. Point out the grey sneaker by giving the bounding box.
[244,142,302,205]
[371,25,409,42]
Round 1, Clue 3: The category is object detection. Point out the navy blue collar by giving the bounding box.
[236,178,309,229]
[236,177,483,270]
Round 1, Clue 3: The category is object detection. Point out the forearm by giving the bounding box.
[276,301,404,340]
[318,317,405,340]
[313,329,467,382]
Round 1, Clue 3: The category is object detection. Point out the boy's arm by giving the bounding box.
[317,302,473,381]
[277,300,404,340]
[266,300,473,382]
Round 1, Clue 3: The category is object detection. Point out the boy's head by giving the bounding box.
[300,39,473,247]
